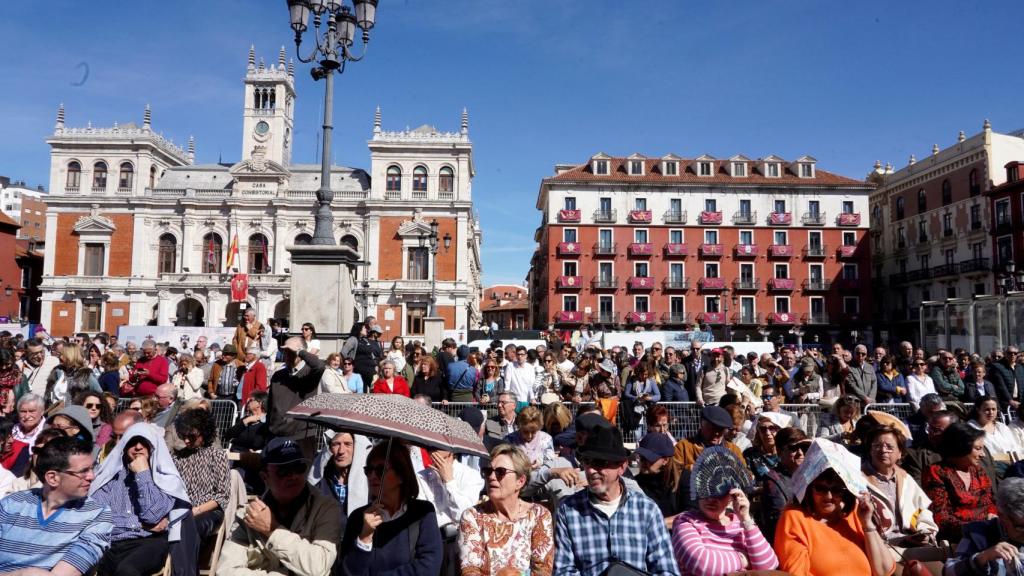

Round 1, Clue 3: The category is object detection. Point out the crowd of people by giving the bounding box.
[0,320,1022,576]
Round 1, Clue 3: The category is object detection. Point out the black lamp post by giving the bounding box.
[1002,261,1024,293]
[286,0,378,245]
[417,220,451,317]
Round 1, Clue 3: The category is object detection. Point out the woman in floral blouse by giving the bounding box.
[921,421,997,542]
[459,444,553,576]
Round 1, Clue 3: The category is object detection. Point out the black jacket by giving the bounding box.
[986,360,1024,409]
[268,350,325,440]
[353,337,382,374]
[662,377,689,402]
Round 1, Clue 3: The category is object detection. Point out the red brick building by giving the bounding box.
[528,153,873,342]
[988,160,1024,290]
[0,213,22,321]
[481,284,529,330]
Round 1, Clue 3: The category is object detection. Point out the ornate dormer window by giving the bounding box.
[729,155,750,178]
[591,153,611,175]
[694,155,716,177]
[662,154,681,176]
[794,155,817,178]
[627,153,645,176]
[762,155,784,178]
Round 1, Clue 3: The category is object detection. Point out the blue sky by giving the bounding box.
[1,1,1021,287]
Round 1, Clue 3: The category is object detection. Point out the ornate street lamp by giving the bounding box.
[416,220,451,317]
[286,0,378,245]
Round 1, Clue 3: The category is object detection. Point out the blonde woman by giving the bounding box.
[171,354,205,402]
[45,342,100,406]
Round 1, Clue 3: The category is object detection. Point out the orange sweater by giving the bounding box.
[774,506,891,576]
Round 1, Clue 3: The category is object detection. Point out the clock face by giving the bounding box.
[255,121,270,135]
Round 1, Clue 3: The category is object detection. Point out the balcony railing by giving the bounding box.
[593,242,617,256]
[628,242,653,256]
[768,312,797,325]
[627,276,655,290]
[660,312,691,325]
[802,279,832,291]
[591,276,618,290]
[588,311,619,325]
[732,211,757,225]
[733,278,760,291]
[769,212,793,226]
[663,210,687,224]
[960,258,990,273]
[663,243,688,257]
[557,242,582,256]
[836,278,861,291]
[734,244,759,257]
[593,210,617,223]
[554,310,583,323]
[801,212,826,226]
[837,213,862,226]
[699,277,727,291]
[557,209,581,223]
[699,312,726,325]
[906,269,932,282]
[731,312,761,325]
[768,245,794,258]
[699,211,723,225]
[837,245,859,258]
[625,311,656,324]
[555,275,583,289]
[803,245,827,258]
[662,278,690,290]
[802,313,829,325]
[768,278,796,291]
[931,263,958,278]
[699,243,724,257]
[628,210,653,223]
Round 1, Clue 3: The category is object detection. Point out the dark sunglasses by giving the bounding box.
[581,457,621,470]
[363,464,387,478]
[480,466,517,480]
[761,394,775,401]
[271,461,308,477]
[785,444,809,453]
[84,402,101,409]
[810,483,845,495]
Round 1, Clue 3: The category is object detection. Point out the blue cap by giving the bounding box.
[262,437,308,466]
[635,432,675,463]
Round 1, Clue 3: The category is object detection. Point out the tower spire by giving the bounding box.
[143,104,152,130]
[373,106,382,135]
[278,46,286,69]
[187,135,195,164]
[461,107,469,135]
[55,102,65,130]
[258,57,265,72]
[288,58,295,77]
[248,45,255,70]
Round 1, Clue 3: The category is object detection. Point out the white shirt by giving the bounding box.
[504,362,537,403]
[905,373,937,407]
[970,420,1021,458]
[21,355,60,398]
[416,459,484,527]
[558,359,576,372]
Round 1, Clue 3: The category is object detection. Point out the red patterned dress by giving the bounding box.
[458,501,554,576]
[921,462,996,541]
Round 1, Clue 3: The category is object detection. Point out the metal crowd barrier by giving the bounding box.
[115,398,238,442]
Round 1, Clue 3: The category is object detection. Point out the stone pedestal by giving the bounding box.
[423,316,445,352]
[287,245,360,355]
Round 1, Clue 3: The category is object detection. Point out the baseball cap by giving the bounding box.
[635,432,675,463]
[262,437,308,466]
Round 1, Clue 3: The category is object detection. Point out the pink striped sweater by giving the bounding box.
[671,510,779,576]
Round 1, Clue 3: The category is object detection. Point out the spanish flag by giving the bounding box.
[226,233,240,270]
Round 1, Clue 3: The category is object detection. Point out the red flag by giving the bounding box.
[206,236,216,268]
[230,274,249,303]
[226,233,239,270]
[261,236,270,273]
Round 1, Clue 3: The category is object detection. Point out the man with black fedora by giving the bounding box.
[553,424,678,576]
[669,405,746,512]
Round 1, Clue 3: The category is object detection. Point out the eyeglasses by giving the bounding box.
[61,466,95,479]
[363,464,387,478]
[785,444,808,454]
[84,403,100,409]
[871,443,898,453]
[581,457,621,470]
[544,359,554,364]
[49,424,80,432]
[761,394,775,401]
[343,361,353,366]
[480,466,517,480]
[652,347,662,352]
[914,363,927,367]
[757,426,780,434]
[810,483,845,496]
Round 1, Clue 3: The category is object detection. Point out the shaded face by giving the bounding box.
[973,366,985,382]
[926,416,952,446]
[181,428,204,450]
[51,415,80,437]
[125,437,151,463]
[869,432,902,469]
[700,420,727,446]
[697,493,731,520]
[364,457,400,502]
[757,421,780,448]
[957,437,986,468]
[1000,513,1024,545]
[809,478,847,517]
[483,453,524,499]
[650,416,669,435]
[25,346,45,367]
[19,402,42,429]
[329,434,354,468]
[900,343,913,356]
[265,461,309,502]
[780,441,807,470]
[582,456,626,496]
[519,427,537,444]
[839,403,859,422]
[129,400,143,412]
[142,346,155,359]
[245,352,258,363]
[82,396,102,420]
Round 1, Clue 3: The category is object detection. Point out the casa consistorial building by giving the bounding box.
[40,46,482,339]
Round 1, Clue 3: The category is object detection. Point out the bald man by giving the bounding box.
[98,410,145,463]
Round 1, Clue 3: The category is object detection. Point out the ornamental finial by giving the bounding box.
[56,102,65,129]
[248,45,255,69]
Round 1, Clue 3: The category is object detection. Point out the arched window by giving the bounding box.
[118,162,134,190]
[917,188,927,212]
[969,169,979,195]
[438,166,454,193]
[941,179,952,205]
[149,165,157,189]
[341,234,359,252]
[66,161,81,189]
[158,234,176,274]
[412,166,428,192]
[248,233,270,274]
[386,166,401,192]
[92,162,107,190]
[202,233,223,274]
[294,233,312,246]
[895,197,905,220]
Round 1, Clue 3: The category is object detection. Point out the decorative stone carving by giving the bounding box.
[157,290,172,301]
[256,290,270,301]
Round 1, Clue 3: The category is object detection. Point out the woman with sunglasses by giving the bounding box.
[321,353,362,394]
[459,444,553,576]
[341,440,442,576]
[73,390,113,447]
[775,440,893,576]
[301,322,321,356]
[758,427,809,544]
[743,412,789,481]
[905,358,937,408]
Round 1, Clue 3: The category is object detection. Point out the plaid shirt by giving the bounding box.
[554,481,679,576]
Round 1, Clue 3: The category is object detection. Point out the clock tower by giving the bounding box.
[241,45,296,167]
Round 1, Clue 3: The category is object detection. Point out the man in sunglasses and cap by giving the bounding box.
[554,425,678,576]
[669,405,747,512]
[218,437,341,576]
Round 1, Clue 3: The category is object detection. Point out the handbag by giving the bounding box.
[601,561,649,576]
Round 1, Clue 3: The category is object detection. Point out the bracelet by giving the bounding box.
[863,526,877,533]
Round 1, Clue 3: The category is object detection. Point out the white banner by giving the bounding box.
[117,326,236,351]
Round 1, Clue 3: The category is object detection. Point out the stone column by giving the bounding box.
[156,290,173,326]
[287,244,359,355]
[256,290,271,323]
[181,217,194,273]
